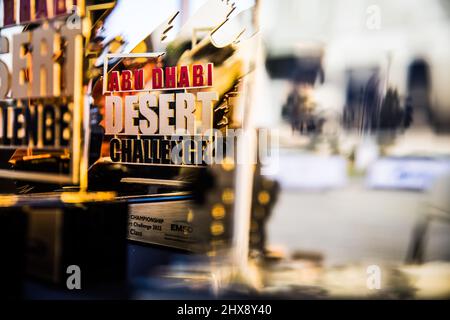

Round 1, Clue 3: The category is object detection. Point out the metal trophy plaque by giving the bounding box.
[0,0,86,186]
[85,0,262,255]
[102,53,216,167]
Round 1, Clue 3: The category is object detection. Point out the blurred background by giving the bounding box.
[257,0,450,263]
[254,0,450,298]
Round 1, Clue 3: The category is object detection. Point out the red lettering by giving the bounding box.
[108,71,120,92]
[178,65,190,87]
[152,68,163,89]
[35,0,49,19]
[3,0,15,26]
[134,69,144,90]
[192,64,204,87]
[121,70,132,91]
[207,63,213,86]
[3,0,72,26]
[165,67,176,88]
[20,0,31,23]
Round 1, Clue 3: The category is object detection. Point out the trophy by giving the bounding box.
[0,0,128,291]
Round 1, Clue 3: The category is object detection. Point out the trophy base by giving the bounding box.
[0,198,27,299]
[1,192,128,288]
